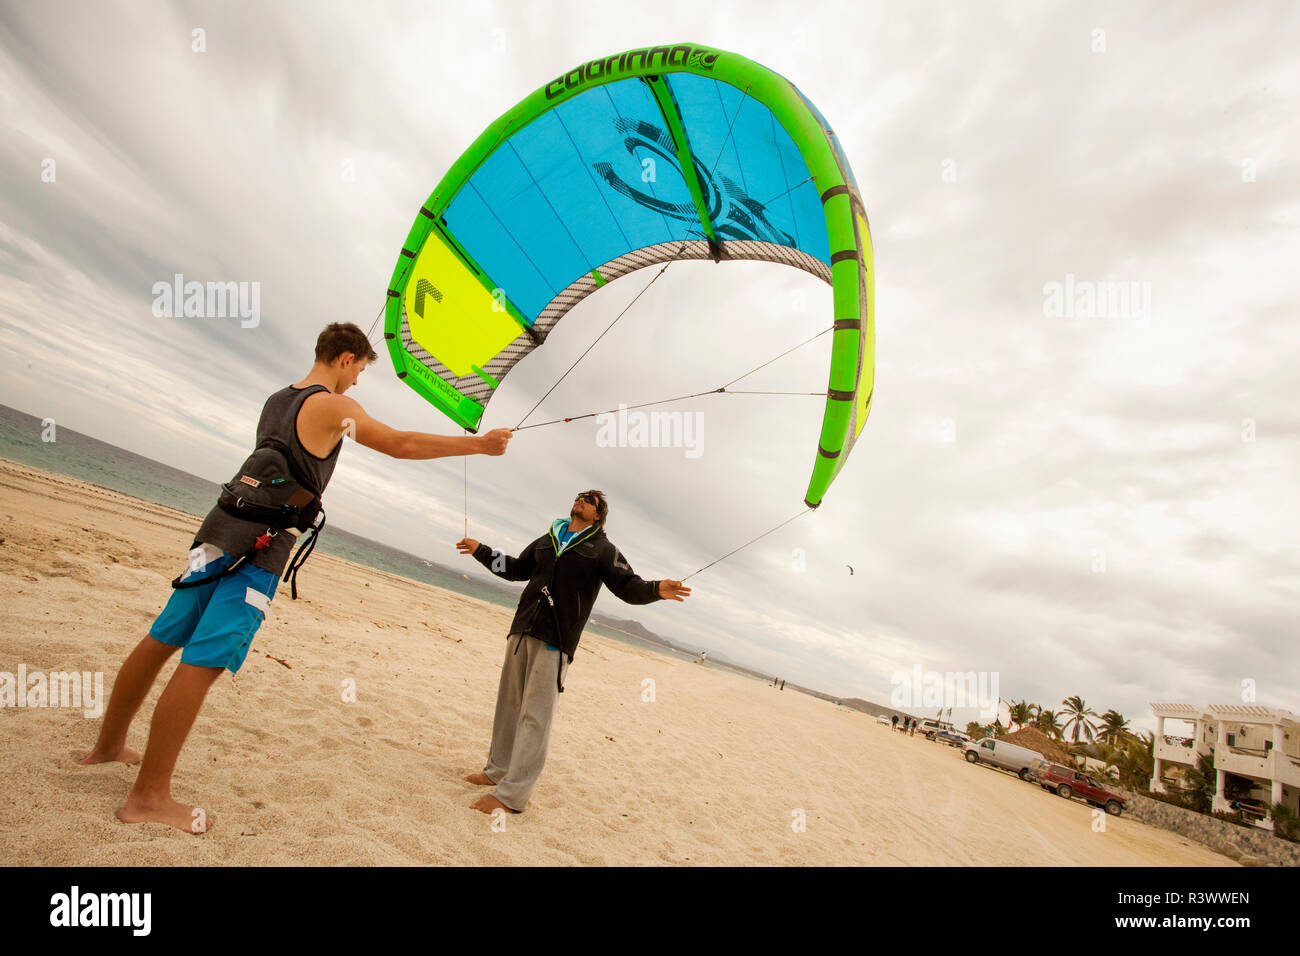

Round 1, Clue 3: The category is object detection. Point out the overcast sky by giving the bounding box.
[1,0,1297,733]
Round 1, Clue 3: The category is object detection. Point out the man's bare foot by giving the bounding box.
[463,772,494,785]
[79,746,143,766]
[117,793,215,834]
[471,794,519,814]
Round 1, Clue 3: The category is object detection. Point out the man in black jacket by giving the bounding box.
[455,490,689,813]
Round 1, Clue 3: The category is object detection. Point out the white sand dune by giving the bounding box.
[0,458,1233,865]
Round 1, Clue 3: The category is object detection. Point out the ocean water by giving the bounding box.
[0,403,224,518]
[0,403,696,660]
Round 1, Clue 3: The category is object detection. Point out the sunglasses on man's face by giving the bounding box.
[575,494,599,506]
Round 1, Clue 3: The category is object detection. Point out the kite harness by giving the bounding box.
[171,436,326,599]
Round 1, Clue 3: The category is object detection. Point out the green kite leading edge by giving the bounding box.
[384,43,874,507]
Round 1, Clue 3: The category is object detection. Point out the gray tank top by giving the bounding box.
[194,384,342,575]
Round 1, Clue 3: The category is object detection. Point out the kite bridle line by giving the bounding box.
[504,300,836,580]
[682,507,812,582]
[706,82,754,184]
[756,174,815,212]
[512,324,834,432]
[373,237,837,574]
[514,240,689,430]
[511,387,827,432]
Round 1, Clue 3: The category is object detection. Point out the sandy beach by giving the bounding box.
[0,458,1233,866]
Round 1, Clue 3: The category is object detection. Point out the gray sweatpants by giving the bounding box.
[483,632,568,811]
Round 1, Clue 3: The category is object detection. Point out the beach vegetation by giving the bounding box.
[1060,696,1100,746]
[1098,709,1133,744]
[1033,708,1063,737]
[1269,803,1299,842]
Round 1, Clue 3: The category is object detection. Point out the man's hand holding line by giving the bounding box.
[658,579,691,601]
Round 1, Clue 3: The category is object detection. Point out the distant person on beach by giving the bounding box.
[457,490,690,814]
[79,322,511,834]
[891,715,899,730]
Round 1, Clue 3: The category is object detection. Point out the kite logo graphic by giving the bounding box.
[593,119,795,247]
[413,279,444,318]
[544,45,719,99]
[687,50,715,70]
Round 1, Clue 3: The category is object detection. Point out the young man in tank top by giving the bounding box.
[79,322,512,834]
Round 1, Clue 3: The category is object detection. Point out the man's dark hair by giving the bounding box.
[582,489,609,525]
[315,322,378,365]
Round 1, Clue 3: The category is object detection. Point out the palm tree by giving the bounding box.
[1117,731,1154,790]
[1182,753,1220,813]
[1060,696,1099,747]
[1092,741,1123,780]
[1009,700,1033,732]
[1099,709,1132,745]
[1035,709,1063,737]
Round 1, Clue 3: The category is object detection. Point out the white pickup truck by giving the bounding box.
[963,737,1045,781]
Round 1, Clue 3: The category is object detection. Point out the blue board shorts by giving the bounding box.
[150,546,280,673]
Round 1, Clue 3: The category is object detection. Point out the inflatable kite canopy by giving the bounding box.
[385,43,874,507]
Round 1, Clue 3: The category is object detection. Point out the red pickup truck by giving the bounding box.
[1035,763,1126,816]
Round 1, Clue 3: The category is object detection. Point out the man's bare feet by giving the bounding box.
[471,794,519,814]
[79,746,143,766]
[117,793,215,834]
[463,772,494,785]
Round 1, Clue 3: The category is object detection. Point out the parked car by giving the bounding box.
[963,737,1044,780]
[919,719,955,738]
[1036,763,1126,816]
[876,714,891,725]
[934,731,968,748]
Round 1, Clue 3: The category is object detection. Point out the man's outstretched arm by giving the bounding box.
[334,394,511,460]
[456,536,541,582]
[601,548,691,603]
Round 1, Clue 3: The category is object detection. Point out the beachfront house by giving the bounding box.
[1149,702,1300,830]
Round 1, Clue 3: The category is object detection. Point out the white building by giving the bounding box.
[1150,702,1300,830]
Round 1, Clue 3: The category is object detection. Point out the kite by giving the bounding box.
[384,43,874,509]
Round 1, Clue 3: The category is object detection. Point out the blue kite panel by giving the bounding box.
[442,73,831,321]
[668,73,828,264]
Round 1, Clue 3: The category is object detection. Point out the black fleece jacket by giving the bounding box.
[472,521,661,682]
